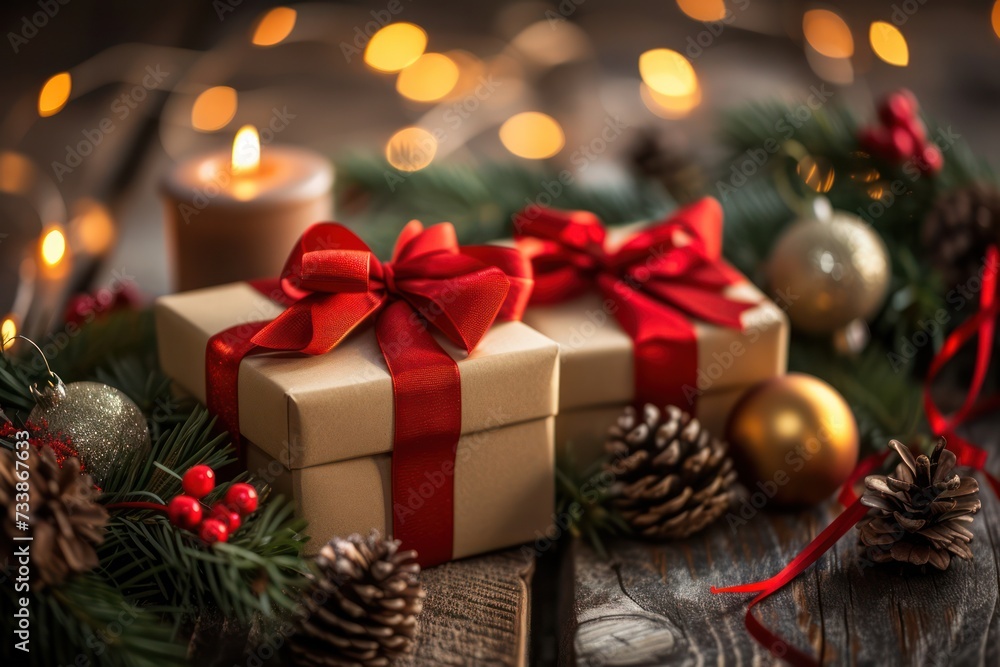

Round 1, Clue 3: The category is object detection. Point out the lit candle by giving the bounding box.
[161,126,333,291]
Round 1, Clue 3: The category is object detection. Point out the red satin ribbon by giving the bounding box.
[711,245,1000,665]
[204,221,531,566]
[514,198,753,409]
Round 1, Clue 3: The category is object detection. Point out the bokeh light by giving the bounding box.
[676,0,727,22]
[396,53,460,102]
[499,112,565,160]
[803,9,854,59]
[510,20,590,66]
[38,72,71,117]
[639,49,698,97]
[191,86,238,132]
[386,127,438,171]
[41,225,67,267]
[252,7,297,46]
[71,199,116,256]
[994,1,1000,39]
[797,155,835,193]
[869,21,909,66]
[364,23,427,73]
[641,82,702,119]
[1,317,15,351]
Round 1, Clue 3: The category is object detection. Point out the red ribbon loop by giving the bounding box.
[515,197,754,409]
[205,220,531,566]
[711,245,1000,665]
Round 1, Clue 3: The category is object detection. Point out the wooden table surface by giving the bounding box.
[412,418,1000,666]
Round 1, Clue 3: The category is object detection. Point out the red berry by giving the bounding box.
[224,483,259,516]
[182,465,216,499]
[879,92,914,127]
[167,495,203,531]
[889,126,916,161]
[210,504,242,533]
[199,518,229,544]
[920,145,943,173]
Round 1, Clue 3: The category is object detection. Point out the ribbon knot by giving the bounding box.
[205,219,533,567]
[381,262,399,295]
[514,197,754,408]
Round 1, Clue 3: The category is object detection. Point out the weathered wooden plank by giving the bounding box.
[564,418,1000,666]
[402,549,536,667]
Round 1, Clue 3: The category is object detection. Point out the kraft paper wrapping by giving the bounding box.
[521,278,788,411]
[248,417,555,557]
[555,385,752,472]
[155,282,561,468]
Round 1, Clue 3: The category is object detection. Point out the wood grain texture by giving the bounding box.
[402,549,536,667]
[564,419,1000,666]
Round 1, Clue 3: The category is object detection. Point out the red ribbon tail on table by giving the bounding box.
[714,245,1000,664]
[710,499,870,667]
[377,300,461,568]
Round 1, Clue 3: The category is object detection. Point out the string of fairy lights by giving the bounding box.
[2,0,998,349]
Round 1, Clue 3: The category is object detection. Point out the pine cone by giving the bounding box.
[921,185,1000,287]
[291,531,425,667]
[0,447,107,588]
[630,131,704,205]
[606,404,737,539]
[858,438,981,571]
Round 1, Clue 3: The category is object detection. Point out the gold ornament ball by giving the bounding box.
[30,380,151,486]
[766,201,890,334]
[725,373,859,507]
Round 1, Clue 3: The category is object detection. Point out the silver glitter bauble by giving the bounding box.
[29,377,151,486]
[766,197,890,335]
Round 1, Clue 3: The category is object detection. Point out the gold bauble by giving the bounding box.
[766,198,890,334]
[725,373,859,507]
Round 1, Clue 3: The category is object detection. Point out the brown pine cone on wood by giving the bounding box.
[605,404,737,540]
[858,438,981,570]
[0,447,107,588]
[291,531,425,667]
[921,185,1000,287]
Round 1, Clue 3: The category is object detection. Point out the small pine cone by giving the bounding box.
[630,131,704,205]
[606,404,737,540]
[858,438,981,571]
[291,531,425,667]
[0,447,107,588]
[921,185,1000,287]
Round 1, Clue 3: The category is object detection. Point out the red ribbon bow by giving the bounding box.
[514,197,753,409]
[711,246,1000,666]
[205,220,531,566]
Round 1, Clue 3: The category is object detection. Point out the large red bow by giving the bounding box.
[205,220,531,566]
[514,197,753,408]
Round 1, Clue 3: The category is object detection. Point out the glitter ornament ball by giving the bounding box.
[29,378,151,486]
[766,198,890,334]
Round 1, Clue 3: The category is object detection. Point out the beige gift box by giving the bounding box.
[521,267,788,470]
[155,282,559,558]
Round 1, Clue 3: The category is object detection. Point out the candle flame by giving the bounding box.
[232,125,260,176]
[1,317,15,351]
[41,225,67,266]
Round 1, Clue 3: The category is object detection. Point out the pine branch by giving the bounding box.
[98,497,310,623]
[336,156,671,257]
[1,574,186,667]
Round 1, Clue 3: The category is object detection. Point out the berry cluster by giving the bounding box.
[859,89,942,174]
[166,465,258,544]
